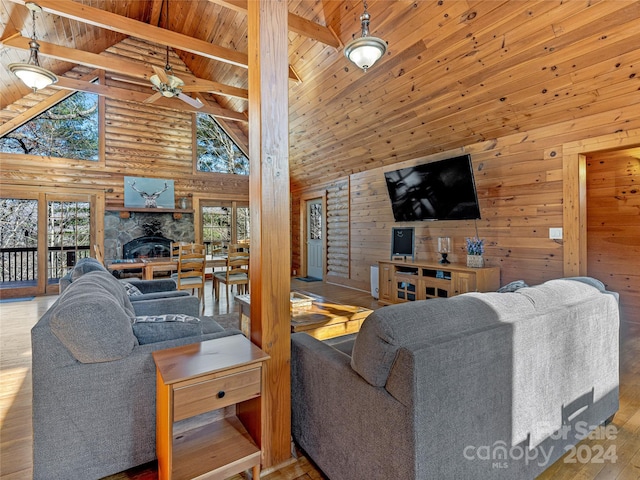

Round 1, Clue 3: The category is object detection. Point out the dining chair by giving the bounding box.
[93,244,105,265]
[170,241,192,259]
[213,250,249,302]
[171,243,206,308]
[227,243,250,254]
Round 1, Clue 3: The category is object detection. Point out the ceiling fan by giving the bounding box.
[143,0,203,109]
[143,46,203,109]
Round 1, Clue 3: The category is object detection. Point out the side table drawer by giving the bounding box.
[174,368,261,421]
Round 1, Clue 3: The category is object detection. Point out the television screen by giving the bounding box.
[384,154,481,221]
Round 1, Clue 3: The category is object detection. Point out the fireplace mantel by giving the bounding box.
[106,206,193,220]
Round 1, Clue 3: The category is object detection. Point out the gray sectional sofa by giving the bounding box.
[291,277,620,480]
[32,269,241,480]
[59,257,188,302]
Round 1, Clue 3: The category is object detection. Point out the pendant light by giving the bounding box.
[344,0,387,72]
[9,2,58,92]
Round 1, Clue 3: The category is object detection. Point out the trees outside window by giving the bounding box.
[196,114,249,175]
[202,206,231,243]
[201,203,249,248]
[0,198,38,283]
[0,91,99,161]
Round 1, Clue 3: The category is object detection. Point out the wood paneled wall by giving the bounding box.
[587,148,640,324]
[291,113,640,324]
[1,99,249,209]
[1,37,249,212]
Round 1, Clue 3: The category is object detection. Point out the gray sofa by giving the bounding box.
[32,269,242,480]
[59,257,188,302]
[291,277,620,479]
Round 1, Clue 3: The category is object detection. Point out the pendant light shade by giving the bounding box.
[344,2,387,72]
[8,3,58,92]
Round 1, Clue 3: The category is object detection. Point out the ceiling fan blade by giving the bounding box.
[143,92,163,104]
[178,93,204,109]
[152,65,170,85]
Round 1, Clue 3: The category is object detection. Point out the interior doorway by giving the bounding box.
[306,198,324,280]
[585,147,640,325]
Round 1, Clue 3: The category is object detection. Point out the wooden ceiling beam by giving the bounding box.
[1,34,249,100]
[54,77,248,123]
[6,0,249,68]
[207,0,341,49]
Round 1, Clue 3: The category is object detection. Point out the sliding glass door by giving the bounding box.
[0,190,96,298]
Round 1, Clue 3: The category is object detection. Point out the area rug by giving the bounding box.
[209,312,241,330]
[0,296,35,303]
[296,276,321,282]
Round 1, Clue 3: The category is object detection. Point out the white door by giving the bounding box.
[306,199,323,279]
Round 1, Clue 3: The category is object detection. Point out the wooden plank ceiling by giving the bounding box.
[1,0,639,190]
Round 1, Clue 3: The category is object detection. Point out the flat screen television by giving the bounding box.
[384,154,481,221]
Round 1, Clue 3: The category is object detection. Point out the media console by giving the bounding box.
[378,260,500,305]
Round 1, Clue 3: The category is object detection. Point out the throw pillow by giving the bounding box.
[70,257,106,281]
[131,314,203,345]
[122,282,143,297]
[497,280,528,293]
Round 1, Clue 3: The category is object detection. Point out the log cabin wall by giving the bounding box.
[586,148,640,325]
[0,40,249,260]
[0,95,249,242]
[291,116,640,324]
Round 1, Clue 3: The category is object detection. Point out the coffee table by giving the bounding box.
[235,291,373,340]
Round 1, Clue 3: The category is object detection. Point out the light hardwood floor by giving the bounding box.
[1,279,638,480]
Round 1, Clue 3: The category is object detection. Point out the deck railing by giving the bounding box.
[0,246,90,284]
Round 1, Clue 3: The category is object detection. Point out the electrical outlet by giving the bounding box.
[549,227,563,239]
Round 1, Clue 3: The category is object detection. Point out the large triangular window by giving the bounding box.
[196,113,249,175]
[0,91,99,161]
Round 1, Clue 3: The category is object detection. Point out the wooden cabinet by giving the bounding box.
[152,335,269,480]
[378,260,500,305]
[378,262,393,303]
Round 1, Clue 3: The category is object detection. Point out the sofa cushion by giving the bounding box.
[70,257,107,281]
[50,291,137,363]
[63,271,136,318]
[515,278,601,310]
[131,313,203,344]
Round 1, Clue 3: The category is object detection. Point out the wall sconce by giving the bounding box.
[438,237,451,264]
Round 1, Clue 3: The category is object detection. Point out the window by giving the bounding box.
[47,200,91,281]
[237,206,250,242]
[201,202,250,253]
[0,91,99,161]
[196,114,249,175]
[0,198,38,285]
[202,206,232,243]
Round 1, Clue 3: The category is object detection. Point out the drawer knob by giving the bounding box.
[217,390,226,399]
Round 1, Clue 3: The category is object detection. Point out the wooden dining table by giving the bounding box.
[107,255,228,280]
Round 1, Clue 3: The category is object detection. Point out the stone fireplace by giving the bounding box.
[104,212,194,261]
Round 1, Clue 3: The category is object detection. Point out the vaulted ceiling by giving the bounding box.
[1,0,639,190]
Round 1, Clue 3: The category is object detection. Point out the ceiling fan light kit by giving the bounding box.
[143,0,203,109]
[344,0,387,72]
[8,2,58,92]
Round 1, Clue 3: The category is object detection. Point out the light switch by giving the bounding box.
[549,228,563,239]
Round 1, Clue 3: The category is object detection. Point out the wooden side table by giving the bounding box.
[152,335,269,480]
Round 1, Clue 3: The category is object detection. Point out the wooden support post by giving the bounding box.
[247,0,291,469]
